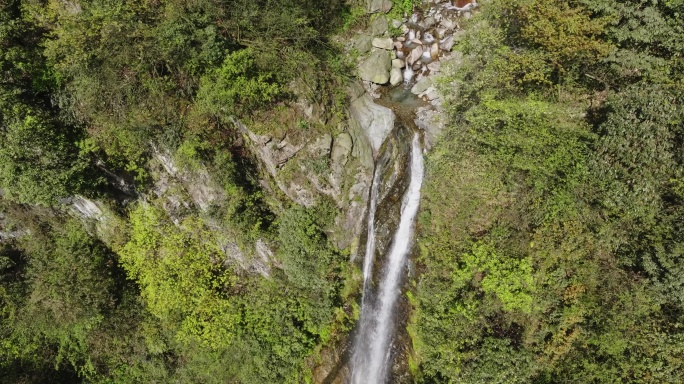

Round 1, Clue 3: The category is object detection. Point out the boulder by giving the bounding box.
[358,49,391,84]
[411,76,433,94]
[391,19,403,28]
[368,0,392,13]
[353,33,374,53]
[346,79,366,101]
[439,35,455,52]
[392,58,405,68]
[371,16,389,35]
[372,37,394,50]
[431,42,440,59]
[407,45,423,65]
[389,67,403,85]
[427,60,441,72]
[415,105,445,150]
[423,16,436,28]
[420,86,440,100]
[349,93,396,154]
[441,18,457,31]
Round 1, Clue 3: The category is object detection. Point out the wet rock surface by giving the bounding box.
[349,92,396,154]
[341,2,480,383]
[353,0,476,147]
[317,2,479,382]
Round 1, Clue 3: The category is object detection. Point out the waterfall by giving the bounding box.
[362,167,381,289]
[351,133,424,384]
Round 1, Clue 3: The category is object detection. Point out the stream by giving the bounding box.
[346,1,473,381]
[351,130,424,384]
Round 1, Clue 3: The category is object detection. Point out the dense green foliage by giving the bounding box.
[3,0,684,382]
[413,0,684,382]
[0,0,353,382]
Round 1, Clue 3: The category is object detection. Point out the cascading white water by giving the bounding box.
[351,133,424,384]
[362,167,381,290]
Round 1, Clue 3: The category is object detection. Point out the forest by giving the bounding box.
[1,0,683,383]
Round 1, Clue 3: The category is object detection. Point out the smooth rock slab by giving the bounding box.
[349,94,396,153]
[407,45,423,65]
[358,49,391,84]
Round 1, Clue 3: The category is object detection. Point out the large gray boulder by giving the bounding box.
[371,15,389,35]
[349,93,396,154]
[358,49,391,84]
[368,0,392,13]
[353,33,373,54]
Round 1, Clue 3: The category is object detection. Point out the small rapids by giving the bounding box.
[351,133,424,384]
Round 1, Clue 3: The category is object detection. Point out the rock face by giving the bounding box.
[154,150,224,212]
[69,195,104,221]
[349,92,396,155]
[358,49,391,84]
[230,117,315,205]
[332,132,354,166]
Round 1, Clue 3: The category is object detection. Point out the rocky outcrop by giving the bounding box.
[232,112,373,254]
[68,195,105,221]
[349,91,396,155]
[156,152,224,212]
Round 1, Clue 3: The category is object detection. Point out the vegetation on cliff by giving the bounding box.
[413,0,684,382]
[1,0,354,382]
[2,0,684,382]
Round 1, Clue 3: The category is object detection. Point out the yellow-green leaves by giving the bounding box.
[455,243,535,314]
[120,205,238,349]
